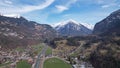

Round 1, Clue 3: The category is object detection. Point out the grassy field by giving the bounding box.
[32,44,44,55]
[16,60,31,68]
[14,43,45,57]
[0,62,11,67]
[53,40,77,57]
[45,46,52,56]
[43,58,72,68]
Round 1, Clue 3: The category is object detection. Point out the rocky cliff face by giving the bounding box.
[93,9,120,35]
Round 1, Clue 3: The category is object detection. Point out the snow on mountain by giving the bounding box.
[1,14,20,18]
[56,19,80,27]
[81,23,94,30]
[53,19,82,30]
[52,19,93,30]
[52,19,92,36]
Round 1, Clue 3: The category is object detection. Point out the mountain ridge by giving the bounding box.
[53,19,92,36]
[0,15,57,49]
[52,19,94,30]
[93,9,120,35]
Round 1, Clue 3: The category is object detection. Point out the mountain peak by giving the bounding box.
[53,19,92,36]
[93,9,120,34]
[52,19,94,30]
[52,19,80,28]
[2,14,21,18]
[66,19,80,25]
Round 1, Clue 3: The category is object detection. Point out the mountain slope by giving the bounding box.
[0,15,57,49]
[93,9,120,35]
[54,19,92,36]
[90,9,120,68]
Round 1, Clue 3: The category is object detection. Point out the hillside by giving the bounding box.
[49,9,120,68]
[0,15,57,50]
[49,35,120,68]
[93,9,120,35]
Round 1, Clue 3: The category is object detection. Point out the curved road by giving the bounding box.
[34,43,47,68]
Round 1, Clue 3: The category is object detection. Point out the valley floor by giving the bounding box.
[43,57,72,68]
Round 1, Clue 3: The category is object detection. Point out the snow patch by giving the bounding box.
[52,19,81,28]
[81,23,94,30]
[52,19,94,30]
[2,14,20,18]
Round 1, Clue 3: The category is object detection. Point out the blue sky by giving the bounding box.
[0,0,120,25]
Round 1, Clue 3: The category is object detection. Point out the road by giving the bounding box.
[34,43,47,68]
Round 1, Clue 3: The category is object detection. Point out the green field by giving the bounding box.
[43,58,72,68]
[0,62,11,67]
[16,60,31,68]
[45,46,52,56]
[32,44,44,55]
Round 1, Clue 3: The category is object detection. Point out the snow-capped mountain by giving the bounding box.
[1,14,20,18]
[53,19,92,36]
[81,23,94,30]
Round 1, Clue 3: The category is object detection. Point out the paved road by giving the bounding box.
[34,43,47,68]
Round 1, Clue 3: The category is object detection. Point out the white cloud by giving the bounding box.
[101,3,118,8]
[0,0,54,14]
[66,0,77,6]
[101,5,110,8]
[55,5,68,12]
[55,0,77,13]
[4,0,13,4]
[97,0,104,4]
[96,0,116,4]
[23,0,54,12]
[95,0,120,8]
[0,0,12,6]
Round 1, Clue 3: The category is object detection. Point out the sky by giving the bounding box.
[0,0,120,26]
